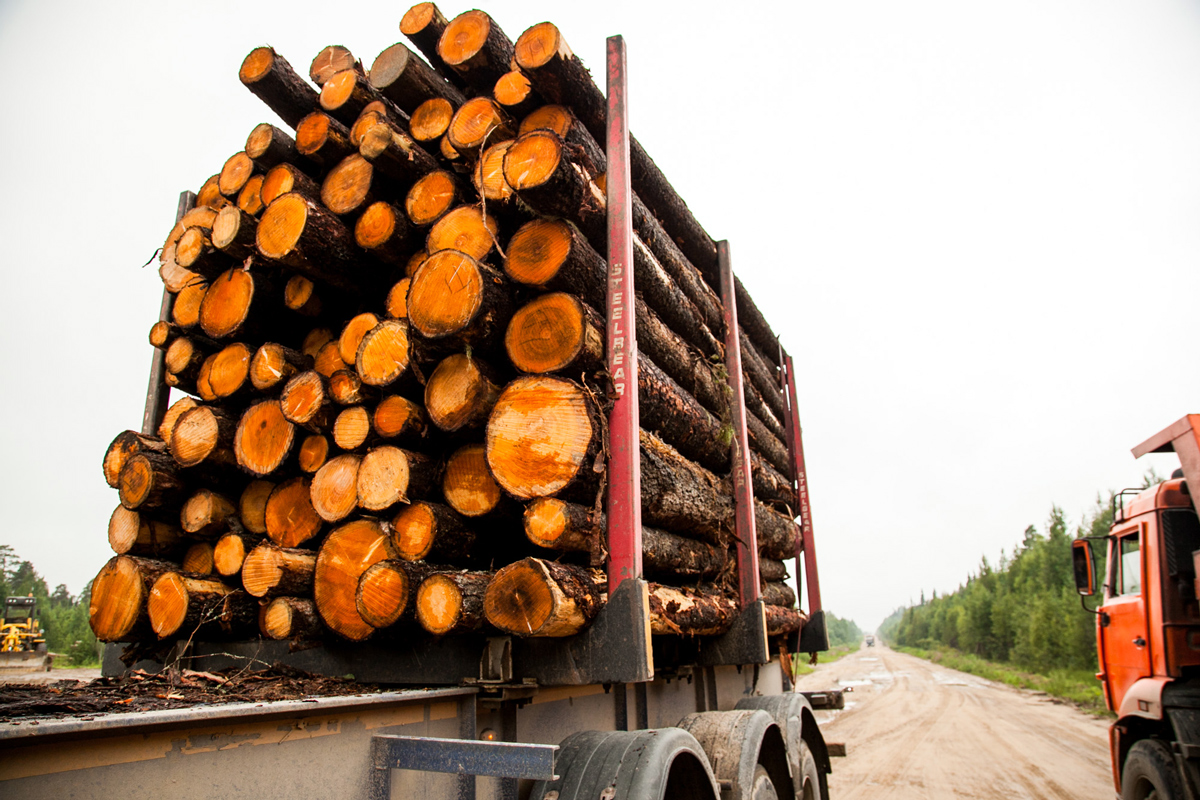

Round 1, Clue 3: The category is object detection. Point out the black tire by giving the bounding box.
[751,764,779,800]
[1122,739,1183,800]
[797,741,822,800]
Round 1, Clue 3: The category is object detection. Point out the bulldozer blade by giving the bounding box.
[0,651,52,673]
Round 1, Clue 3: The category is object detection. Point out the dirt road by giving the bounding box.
[792,645,1113,799]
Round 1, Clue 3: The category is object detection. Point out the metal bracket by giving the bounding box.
[698,600,769,666]
[797,608,830,654]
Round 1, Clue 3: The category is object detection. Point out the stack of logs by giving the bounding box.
[89,3,806,662]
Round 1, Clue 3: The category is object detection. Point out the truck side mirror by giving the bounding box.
[1072,539,1096,597]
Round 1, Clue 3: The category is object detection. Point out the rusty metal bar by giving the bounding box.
[717,241,760,606]
[783,354,821,614]
[604,34,642,593]
[141,190,195,436]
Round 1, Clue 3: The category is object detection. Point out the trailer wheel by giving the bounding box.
[751,765,780,800]
[1122,739,1183,800]
[678,710,791,800]
[796,741,821,800]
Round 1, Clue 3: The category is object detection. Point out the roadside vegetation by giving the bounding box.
[0,545,100,666]
[793,612,862,676]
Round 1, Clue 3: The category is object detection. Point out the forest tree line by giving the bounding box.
[0,546,99,665]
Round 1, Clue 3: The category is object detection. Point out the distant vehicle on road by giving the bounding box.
[865,635,875,647]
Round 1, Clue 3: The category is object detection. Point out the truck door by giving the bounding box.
[1101,524,1152,709]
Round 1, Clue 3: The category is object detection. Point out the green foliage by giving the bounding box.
[0,546,99,666]
[825,611,864,647]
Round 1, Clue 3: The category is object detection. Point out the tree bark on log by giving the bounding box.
[370,42,465,114]
[743,375,787,444]
[108,506,184,558]
[639,430,733,545]
[296,112,357,173]
[759,557,789,583]
[265,476,323,547]
[104,431,168,489]
[320,69,397,127]
[239,47,319,129]
[437,10,516,97]
[260,596,323,640]
[764,605,804,637]
[89,556,177,642]
[262,163,321,207]
[761,582,796,609]
[745,406,791,476]
[118,451,187,512]
[241,543,317,598]
[484,558,605,637]
[175,227,234,280]
[258,192,373,292]
[314,518,398,641]
[390,501,476,562]
[400,2,469,91]
[638,355,731,475]
[416,570,491,634]
[211,205,259,263]
[171,405,239,470]
[355,201,416,266]
[740,332,787,422]
[754,502,799,561]
[358,123,439,190]
[648,585,738,637]
[245,122,304,169]
[751,453,796,509]
[251,343,310,392]
[425,353,502,432]
[148,572,257,640]
[355,559,432,628]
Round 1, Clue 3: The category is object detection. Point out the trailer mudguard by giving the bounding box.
[529,728,719,800]
[737,694,830,799]
[678,709,792,800]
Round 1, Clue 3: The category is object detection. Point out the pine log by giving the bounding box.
[406,249,428,278]
[315,340,349,378]
[425,205,499,262]
[351,109,391,148]
[320,153,383,216]
[210,205,258,263]
[745,406,791,476]
[485,376,600,500]
[386,277,410,319]
[761,582,796,609]
[159,397,199,443]
[89,556,176,642]
[234,400,296,476]
[406,169,461,226]
[283,275,324,317]
[237,175,266,216]
[265,476,323,547]
[182,542,216,576]
[172,281,208,330]
[355,319,416,388]
[760,558,789,583]
[299,433,331,473]
[314,518,398,640]
[391,500,475,562]
[251,343,310,392]
[196,175,229,211]
[261,596,323,640]
[648,585,738,637]
[425,354,501,432]
[239,480,274,535]
[164,207,219,251]
[339,312,381,365]
[320,69,395,127]
[416,571,490,634]
[258,192,370,291]
[158,246,200,294]
[639,430,732,545]
[437,10,515,95]
[740,332,787,422]
[750,453,796,508]
[280,370,332,428]
[518,104,605,178]
[373,395,428,444]
[163,336,217,389]
[218,152,261,199]
[296,112,356,172]
[302,327,335,359]
[196,343,255,403]
[175,226,234,280]
[239,47,319,129]
[743,374,788,444]
[108,506,184,558]
[407,250,512,349]
[180,489,239,539]
[199,267,288,342]
[311,453,361,523]
[370,42,464,113]
[242,543,317,598]
[494,70,541,121]
[472,139,517,205]
[442,443,504,518]
[355,201,415,265]
[148,572,256,639]
[447,97,514,156]
[329,369,376,406]
[357,118,439,189]
[638,355,731,474]
[213,532,261,577]
[764,605,805,637]
[409,98,456,145]
[261,163,321,206]
[356,445,435,511]
[310,45,360,87]
[355,559,432,628]
[506,293,604,376]
[439,135,461,162]
[104,431,168,489]
[399,2,468,90]
[149,320,180,350]
[483,558,605,637]
[246,122,304,169]
[754,502,800,561]
[119,451,187,511]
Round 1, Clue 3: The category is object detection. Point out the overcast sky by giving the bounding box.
[0,1,1196,632]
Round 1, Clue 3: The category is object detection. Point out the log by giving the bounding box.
[315,340,349,378]
[761,582,796,609]
[425,205,499,262]
[750,453,796,509]
[505,293,604,376]
[118,451,187,511]
[299,433,331,473]
[355,201,415,265]
[439,135,461,162]
[148,572,256,640]
[239,480,274,535]
[182,542,215,576]
[485,376,600,500]
[329,369,375,406]
[373,395,428,444]
[172,281,208,330]
[406,249,428,278]
[309,45,360,87]
[296,112,356,172]
[390,501,475,562]
[442,443,504,518]
[639,430,732,545]
[261,163,321,206]
[265,476,323,547]
[759,558,789,583]
[159,246,200,294]
[355,319,417,388]
[149,320,181,350]
[108,506,184,558]
[239,47,319,129]
[241,543,317,598]
[357,445,435,510]
[399,2,468,90]
[648,585,738,637]
[302,328,335,359]
[213,532,261,578]
[638,356,731,474]
[180,489,239,539]
[472,139,516,205]
[320,153,384,217]
[494,70,540,121]
[425,354,501,433]
[357,116,439,189]
[447,97,514,156]
[89,556,176,642]
[159,397,199,444]
[483,558,605,637]
[409,98,456,145]
[314,518,398,640]
[196,175,229,211]
[237,175,266,216]
[416,571,490,634]
[261,596,323,640]
[340,312,381,365]
[175,227,234,280]
[251,343,310,392]
[370,42,464,113]
[407,250,512,349]
[405,169,461,227]
[163,336,217,388]
[283,275,324,317]
[310,453,361,522]
[104,431,167,489]
[234,400,296,476]
[330,406,370,450]
[218,152,261,199]
[754,502,799,561]
[211,205,259,262]
[764,605,805,637]
[741,332,787,422]
[195,343,254,403]
[386,277,410,319]
[245,122,304,169]
[355,559,432,628]
[743,374,788,444]
[437,10,515,96]
[745,408,791,477]
[258,192,370,291]
[320,69,395,127]
[517,104,605,178]
[280,370,332,428]
[198,266,285,342]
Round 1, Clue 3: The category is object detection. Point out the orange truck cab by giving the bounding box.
[1074,415,1200,800]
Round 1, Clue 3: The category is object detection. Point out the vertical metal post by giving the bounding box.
[604,34,642,593]
[783,355,821,614]
[141,190,195,436]
[717,241,761,606]
[457,695,477,800]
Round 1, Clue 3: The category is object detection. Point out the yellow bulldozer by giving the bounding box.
[0,595,51,672]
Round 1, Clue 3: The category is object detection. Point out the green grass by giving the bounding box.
[792,643,860,677]
[894,645,1110,715]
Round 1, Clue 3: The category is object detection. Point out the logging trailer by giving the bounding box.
[1,12,840,800]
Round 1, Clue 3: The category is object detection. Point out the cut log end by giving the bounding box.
[355,560,412,628]
[386,278,410,320]
[410,98,454,143]
[523,498,572,548]
[314,519,394,641]
[356,319,412,387]
[483,558,603,637]
[443,443,501,517]
[265,477,322,547]
[340,312,380,366]
[439,10,493,66]
[234,401,296,476]
[406,170,457,225]
[505,292,600,374]
[311,454,362,522]
[494,70,533,107]
[426,205,498,262]
[514,22,568,70]
[400,3,438,35]
[391,502,437,560]
[89,557,157,641]
[332,406,372,450]
[448,97,511,153]
[407,250,485,338]
[504,219,572,286]
[355,202,399,249]
[503,130,561,190]
[425,354,499,432]
[257,193,308,259]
